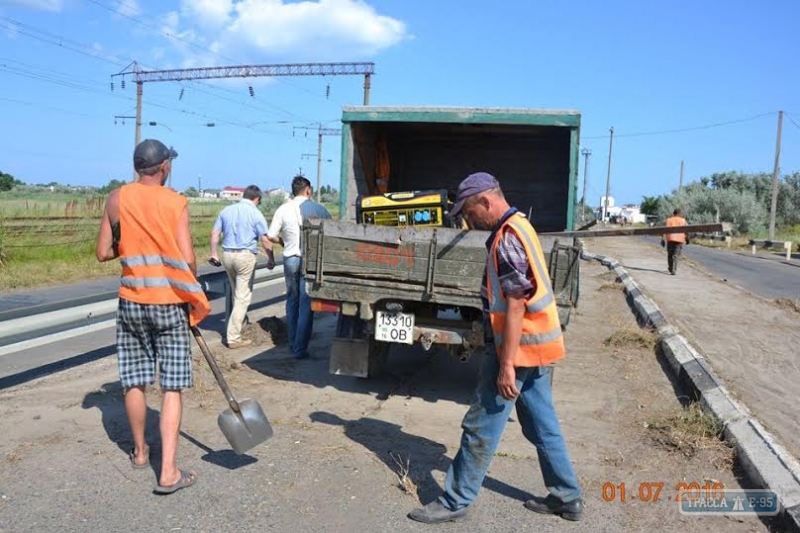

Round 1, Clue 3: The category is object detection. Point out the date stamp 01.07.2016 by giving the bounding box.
[602,481,780,516]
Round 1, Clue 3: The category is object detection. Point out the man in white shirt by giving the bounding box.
[268,176,331,358]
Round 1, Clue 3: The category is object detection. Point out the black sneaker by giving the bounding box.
[408,500,468,524]
[524,495,583,521]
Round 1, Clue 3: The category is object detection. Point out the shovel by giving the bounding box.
[191,327,274,454]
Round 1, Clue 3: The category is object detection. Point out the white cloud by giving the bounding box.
[1,0,63,11]
[180,0,233,29]
[116,0,142,17]
[171,0,408,62]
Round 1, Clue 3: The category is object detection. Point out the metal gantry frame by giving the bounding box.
[111,61,375,181]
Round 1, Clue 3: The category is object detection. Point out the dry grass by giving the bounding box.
[775,298,800,314]
[598,281,624,292]
[646,403,733,467]
[603,325,659,350]
[390,452,418,499]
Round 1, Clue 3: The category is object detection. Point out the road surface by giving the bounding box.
[644,237,800,300]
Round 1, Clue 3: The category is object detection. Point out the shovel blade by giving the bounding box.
[217,398,274,455]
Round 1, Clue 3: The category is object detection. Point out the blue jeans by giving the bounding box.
[283,256,313,355]
[440,349,582,510]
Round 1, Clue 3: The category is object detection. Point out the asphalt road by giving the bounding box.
[644,237,800,300]
[0,278,287,390]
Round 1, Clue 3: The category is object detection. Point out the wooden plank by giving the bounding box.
[543,222,729,238]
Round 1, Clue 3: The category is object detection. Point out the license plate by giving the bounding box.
[375,311,415,345]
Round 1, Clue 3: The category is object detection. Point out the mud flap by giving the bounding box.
[548,240,582,328]
[329,337,370,378]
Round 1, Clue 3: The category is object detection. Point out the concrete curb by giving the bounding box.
[581,249,800,531]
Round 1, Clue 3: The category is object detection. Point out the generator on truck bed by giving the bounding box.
[303,106,583,378]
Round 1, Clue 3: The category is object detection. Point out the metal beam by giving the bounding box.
[542,222,730,238]
[113,62,374,83]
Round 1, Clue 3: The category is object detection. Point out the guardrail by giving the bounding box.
[695,232,732,247]
[0,262,283,350]
[748,239,793,260]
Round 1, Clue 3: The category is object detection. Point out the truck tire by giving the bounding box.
[366,337,390,379]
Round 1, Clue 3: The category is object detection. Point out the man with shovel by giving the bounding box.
[96,139,211,494]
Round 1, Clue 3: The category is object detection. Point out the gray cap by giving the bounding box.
[449,172,500,217]
[133,139,178,171]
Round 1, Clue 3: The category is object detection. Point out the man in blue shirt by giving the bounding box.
[210,185,275,349]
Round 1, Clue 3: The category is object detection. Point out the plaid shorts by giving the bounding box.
[116,298,193,390]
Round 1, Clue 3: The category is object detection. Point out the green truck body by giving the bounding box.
[303,106,582,378]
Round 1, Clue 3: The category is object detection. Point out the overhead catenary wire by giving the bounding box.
[582,111,777,139]
[85,0,335,102]
[0,16,309,123]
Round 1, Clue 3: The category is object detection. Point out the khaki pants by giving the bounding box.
[222,251,257,343]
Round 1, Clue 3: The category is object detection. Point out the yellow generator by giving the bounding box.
[355,189,450,227]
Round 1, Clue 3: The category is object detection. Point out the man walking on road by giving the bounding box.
[662,208,688,275]
[95,139,211,494]
[408,172,583,524]
[210,185,276,349]
[268,175,331,359]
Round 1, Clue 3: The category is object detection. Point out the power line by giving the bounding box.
[0,15,307,122]
[582,112,776,139]
[785,112,800,131]
[84,0,336,102]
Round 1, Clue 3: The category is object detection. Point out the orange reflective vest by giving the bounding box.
[484,213,565,367]
[117,183,211,326]
[665,216,687,243]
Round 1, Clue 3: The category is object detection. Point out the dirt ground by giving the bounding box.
[589,236,800,460]
[0,261,775,532]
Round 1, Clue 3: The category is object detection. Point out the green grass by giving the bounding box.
[0,193,338,290]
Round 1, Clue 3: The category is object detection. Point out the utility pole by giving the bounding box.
[198,175,202,194]
[295,125,341,201]
[603,127,614,222]
[679,160,685,189]
[580,147,592,221]
[768,111,784,240]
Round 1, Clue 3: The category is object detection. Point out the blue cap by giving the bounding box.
[449,172,500,217]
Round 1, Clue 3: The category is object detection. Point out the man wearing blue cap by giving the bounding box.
[409,172,583,524]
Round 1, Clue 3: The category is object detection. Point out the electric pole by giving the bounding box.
[580,147,592,222]
[198,175,202,194]
[603,127,614,222]
[679,160,685,189]
[295,125,341,201]
[768,111,784,241]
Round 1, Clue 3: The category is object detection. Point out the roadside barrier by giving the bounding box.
[749,239,793,260]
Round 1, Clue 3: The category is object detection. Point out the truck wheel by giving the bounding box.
[366,338,390,379]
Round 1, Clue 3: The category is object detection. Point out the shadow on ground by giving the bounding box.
[242,314,480,406]
[81,381,258,474]
[309,411,534,505]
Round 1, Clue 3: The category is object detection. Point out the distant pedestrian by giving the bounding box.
[95,139,211,494]
[267,175,331,358]
[408,172,583,524]
[210,185,276,348]
[661,208,688,275]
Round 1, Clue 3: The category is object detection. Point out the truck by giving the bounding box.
[302,106,583,378]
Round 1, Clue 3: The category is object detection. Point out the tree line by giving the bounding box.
[640,171,800,234]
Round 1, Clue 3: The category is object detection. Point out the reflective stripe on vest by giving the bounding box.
[493,327,564,347]
[120,275,204,294]
[121,254,190,271]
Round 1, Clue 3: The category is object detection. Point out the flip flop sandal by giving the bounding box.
[153,469,198,495]
[129,446,150,470]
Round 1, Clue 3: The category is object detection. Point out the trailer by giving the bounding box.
[303,106,583,378]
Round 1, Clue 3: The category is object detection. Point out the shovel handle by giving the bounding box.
[191,326,241,413]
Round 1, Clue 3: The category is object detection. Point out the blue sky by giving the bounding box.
[1,0,798,207]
